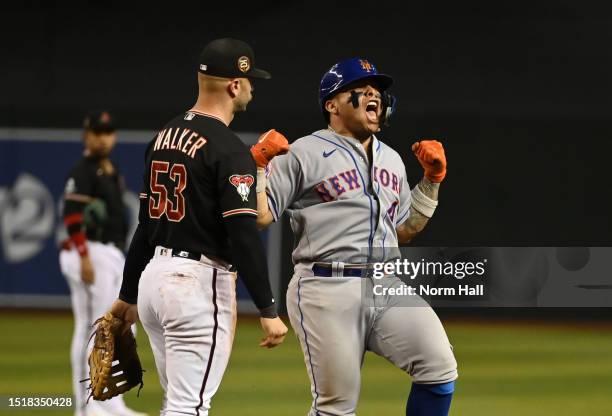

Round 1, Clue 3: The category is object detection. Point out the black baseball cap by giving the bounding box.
[83,110,115,133]
[198,38,271,80]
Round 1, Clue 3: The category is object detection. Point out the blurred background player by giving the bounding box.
[59,111,146,416]
[107,38,289,415]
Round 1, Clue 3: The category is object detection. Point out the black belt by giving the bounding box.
[161,248,234,271]
[312,264,370,278]
[167,248,203,262]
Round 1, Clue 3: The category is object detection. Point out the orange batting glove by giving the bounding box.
[250,129,290,168]
[412,140,447,183]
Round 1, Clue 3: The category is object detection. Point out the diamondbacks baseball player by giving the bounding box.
[256,58,458,415]
[106,38,288,416]
[59,111,146,416]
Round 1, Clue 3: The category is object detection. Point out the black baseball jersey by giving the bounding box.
[63,156,128,247]
[139,110,258,263]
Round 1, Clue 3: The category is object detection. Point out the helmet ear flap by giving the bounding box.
[381,91,397,127]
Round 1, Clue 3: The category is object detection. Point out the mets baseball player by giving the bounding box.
[106,38,288,416]
[59,111,146,416]
[255,58,458,415]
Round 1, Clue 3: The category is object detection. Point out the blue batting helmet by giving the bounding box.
[319,57,395,125]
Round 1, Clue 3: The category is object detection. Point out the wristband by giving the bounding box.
[118,292,138,305]
[71,231,88,257]
[256,168,267,193]
[259,303,278,318]
[410,183,438,218]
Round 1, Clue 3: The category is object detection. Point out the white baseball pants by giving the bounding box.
[137,247,237,416]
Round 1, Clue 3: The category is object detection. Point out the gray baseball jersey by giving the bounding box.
[266,128,411,268]
[268,129,457,416]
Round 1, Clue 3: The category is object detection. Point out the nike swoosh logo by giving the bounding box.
[322,149,337,158]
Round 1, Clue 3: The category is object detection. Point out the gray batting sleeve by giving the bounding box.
[265,151,303,221]
[396,173,412,226]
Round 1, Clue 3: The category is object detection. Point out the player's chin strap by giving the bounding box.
[346,90,397,127]
[381,91,397,127]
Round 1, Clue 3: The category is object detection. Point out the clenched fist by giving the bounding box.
[412,140,447,183]
[250,129,290,168]
[259,316,288,348]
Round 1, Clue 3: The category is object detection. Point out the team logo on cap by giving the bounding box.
[237,56,251,73]
[229,174,254,201]
[359,59,373,72]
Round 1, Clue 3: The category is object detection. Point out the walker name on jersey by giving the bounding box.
[153,128,207,158]
[315,167,400,202]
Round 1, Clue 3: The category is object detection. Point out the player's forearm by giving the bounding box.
[255,168,274,229]
[119,223,154,304]
[397,177,439,244]
[224,215,277,317]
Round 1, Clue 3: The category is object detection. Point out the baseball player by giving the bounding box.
[59,111,146,416]
[106,38,289,416]
[255,58,458,415]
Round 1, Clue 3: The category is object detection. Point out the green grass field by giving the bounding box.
[1,313,611,415]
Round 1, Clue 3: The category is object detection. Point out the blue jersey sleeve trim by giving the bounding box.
[396,208,410,226]
[267,193,280,221]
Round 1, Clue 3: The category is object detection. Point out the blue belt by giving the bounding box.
[312,264,369,278]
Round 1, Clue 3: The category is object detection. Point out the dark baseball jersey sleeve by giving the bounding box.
[217,151,258,219]
[63,163,96,255]
[120,143,155,304]
[63,163,94,223]
[64,165,95,199]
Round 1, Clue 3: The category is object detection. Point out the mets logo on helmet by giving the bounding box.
[359,59,373,72]
[229,174,255,202]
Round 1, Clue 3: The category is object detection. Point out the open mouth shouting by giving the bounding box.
[365,99,380,123]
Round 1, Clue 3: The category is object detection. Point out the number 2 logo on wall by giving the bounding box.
[229,174,254,202]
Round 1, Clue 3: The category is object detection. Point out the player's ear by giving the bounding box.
[325,98,338,116]
[228,79,240,98]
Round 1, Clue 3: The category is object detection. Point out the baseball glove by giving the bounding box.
[84,312,144,401]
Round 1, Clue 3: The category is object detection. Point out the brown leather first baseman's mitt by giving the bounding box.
[84,312,144,401]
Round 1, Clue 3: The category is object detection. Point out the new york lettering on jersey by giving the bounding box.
[266,129,412,265]
[141,110,257,263]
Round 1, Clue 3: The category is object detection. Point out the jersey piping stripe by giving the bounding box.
[221,208,258,218]
[373,137,385,260]
[196,268,218,416]
[396,208,410,226]
[297,276,320,416]
[381,210,390,260]
[188,109,227,125]
[267,194,280,221]
[311,133,374,261]
[375,177,389,261]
